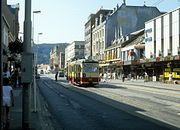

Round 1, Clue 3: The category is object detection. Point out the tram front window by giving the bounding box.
[83,63,98,73]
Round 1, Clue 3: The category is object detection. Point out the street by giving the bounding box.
[36,74,180,130]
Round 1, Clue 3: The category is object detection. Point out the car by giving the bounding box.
[59,72,64,77]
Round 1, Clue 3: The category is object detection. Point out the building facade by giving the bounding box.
[2,0,19,70]
[50,43,69,71]
[145,7,180,80]
[84,9,112,59]
[100,29,145,79]
[65,41,85,68]
[58,52,65,69]
[50,48,55,70]
[84,14,95,59]
[105,3,162,48]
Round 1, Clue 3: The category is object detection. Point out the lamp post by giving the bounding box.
[33,10,41,44]
[21,0,32,129]
[37,33,43,64]
[32,10,41,113]
[33,32,42,112]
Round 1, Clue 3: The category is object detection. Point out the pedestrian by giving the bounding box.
[18,70,21,87]
[11,69,18,88]
[122,73,125,82]
[3,67,11,80]
[113,72,116,80]
[169,72,172,81]
[55,72,58,81]
[103,72,108,82]
[2,77,14,129]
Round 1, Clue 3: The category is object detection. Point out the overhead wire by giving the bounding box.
[152,0,165,6]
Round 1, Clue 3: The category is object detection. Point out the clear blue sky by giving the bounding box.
[7,0,180,44]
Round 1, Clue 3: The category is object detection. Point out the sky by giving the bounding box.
[7,0,180,44]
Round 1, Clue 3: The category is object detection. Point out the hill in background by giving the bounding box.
[33,43,69,64]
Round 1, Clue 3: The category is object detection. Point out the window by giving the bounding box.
[83,63,98,72]
[75,45,79,49]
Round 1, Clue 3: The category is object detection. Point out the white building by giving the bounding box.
[92,14,106,61]
[65,41,85,68]
[145,7,180,58]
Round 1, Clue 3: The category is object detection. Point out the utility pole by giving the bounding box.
[0,0,3,129]
[21,0,33,129]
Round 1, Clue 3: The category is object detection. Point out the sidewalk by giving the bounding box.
[47,73,180,90]
[103,79,180,91]
[8,85,46,130]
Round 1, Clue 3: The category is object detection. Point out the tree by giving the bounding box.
[8,39,23,54]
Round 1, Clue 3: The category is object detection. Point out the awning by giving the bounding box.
[99,63,110,67]
[134,44,145,49]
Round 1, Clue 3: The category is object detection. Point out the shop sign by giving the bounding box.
[145,28,152,42]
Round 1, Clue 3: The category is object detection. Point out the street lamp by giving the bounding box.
[32,10,41,112]
[33,10,41,44]
[37,32,43,64]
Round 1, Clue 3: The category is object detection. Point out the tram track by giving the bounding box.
[52,79,180,129]
[39,76,180,129]
[69,84,180,129]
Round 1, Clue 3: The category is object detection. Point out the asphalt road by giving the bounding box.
[37,76,171,130]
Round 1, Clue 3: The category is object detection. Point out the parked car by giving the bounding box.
[59,72,64,77]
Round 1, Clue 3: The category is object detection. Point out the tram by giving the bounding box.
[67,59,99,86]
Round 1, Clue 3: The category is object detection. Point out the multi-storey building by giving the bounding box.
[84,14,95,59]
[50,43,69,71]
[65,41,85,68]
[58,52,65,69]
[50,48,55,70]
[84,8,112,60]
[145,7,180,80]
[2,0,19,70]
[96,2,162,78]
[92,9,113,61]
[101,29,144,78]
[105,2,162,48]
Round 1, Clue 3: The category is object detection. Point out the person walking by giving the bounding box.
[55,72,58,81]
[2,77,14,129]
[122,73,125,82]
[11,69,18,88]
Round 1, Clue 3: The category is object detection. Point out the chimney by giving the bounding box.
[95,18,98,27]
[123,0,126,5]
